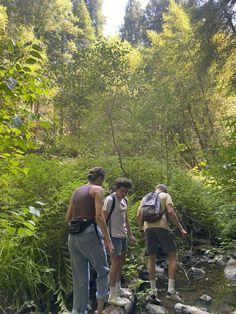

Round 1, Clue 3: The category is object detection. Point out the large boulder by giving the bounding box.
[229,249,236,260]
[224,258,236,283]
[146,303,167,314]
[104,295,135,314]
[188,267,206,280]
[199,294,212,305]
[175,303,211,314]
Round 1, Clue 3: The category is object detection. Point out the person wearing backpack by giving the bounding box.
[103,178,136,306]
[136,184,187,302]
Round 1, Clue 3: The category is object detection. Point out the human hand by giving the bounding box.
[106,239,115,256]
[128,235,136,246]
[139,229,145,241]
[180,228,188,238]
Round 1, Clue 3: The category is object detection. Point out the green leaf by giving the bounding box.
[16,140,28,151]
[32,44,43,52]
[20,207,30,214]
[7,39,15,53]
[30,50,43,60]
[18,227,26,237]
[0,213,10,219]
[26,58,37,65]
[6,226,17,235]
[23,66,32,72]
[15,63,21,71]
[24,228,34,236]
[39,121,52,129]
[0,82,14,96]
[22,220,35,231]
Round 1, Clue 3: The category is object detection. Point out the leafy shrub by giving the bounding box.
[1,154,235,311]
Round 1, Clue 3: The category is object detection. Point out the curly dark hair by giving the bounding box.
[87,167,105,181]
[114,177,133,190]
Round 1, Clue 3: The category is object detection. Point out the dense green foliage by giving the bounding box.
[0,0,235,312]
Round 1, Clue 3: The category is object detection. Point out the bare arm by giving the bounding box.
[103,207,109,220]
[93,186,112,244]
[136,201,143,231]
[126,212,133,237]
[166,204,187,236]
[136,201,145,240]
[126,212,136,245]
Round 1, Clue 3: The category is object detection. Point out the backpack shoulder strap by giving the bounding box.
[106,194,116,223]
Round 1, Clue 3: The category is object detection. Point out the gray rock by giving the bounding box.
[204,250,215,259]
[207,259,215,264]
[146,303,167,314]
[205,254,226,265]
[175,303,210,314]
[123,295,135,313]
[199,294,212,304]
[104,306,125,314]
[214,254,227,264]
[104,295,135,314]
[217,260,226,267]
[231,311,236,314]
[158,261,168,269]
[224,258,236,283]
[156,265,167,279]
[229,249,236,260]
[189,267,206,280]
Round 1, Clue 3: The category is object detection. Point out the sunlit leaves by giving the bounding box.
[32,44,43,52]
[26,57,37,64]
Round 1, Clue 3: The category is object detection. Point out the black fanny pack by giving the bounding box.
[69,218,95,235]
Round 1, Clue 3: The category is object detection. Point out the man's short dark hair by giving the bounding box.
[114,177,133,190]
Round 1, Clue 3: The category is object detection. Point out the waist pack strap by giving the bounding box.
[69,219,102,244]
[69,218,94,235]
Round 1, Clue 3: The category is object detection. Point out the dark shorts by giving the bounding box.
[145,227,176,255]
[111,237,127,256]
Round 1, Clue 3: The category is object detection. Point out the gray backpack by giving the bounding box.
[140,192,163,223]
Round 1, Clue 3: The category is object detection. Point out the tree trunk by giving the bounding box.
[187,104,207,151]
[105,100,128,178]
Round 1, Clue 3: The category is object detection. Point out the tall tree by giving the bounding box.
[140,0,223,165]
[143,0,169,34]
[186,0,236,81]
[0,0,77,37]
[120,0,144,46]
[84,0,105,36]
[73,0,95,48]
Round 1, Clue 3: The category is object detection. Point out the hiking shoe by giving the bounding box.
[107,295,128,306]
[146,293,162,306]
[148,288,158,297]
[166,292,183,302]
[117,287,132,297]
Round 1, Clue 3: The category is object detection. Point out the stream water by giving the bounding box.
[134,261,236,314]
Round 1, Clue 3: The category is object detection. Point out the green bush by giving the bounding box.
[1,154,235,311]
